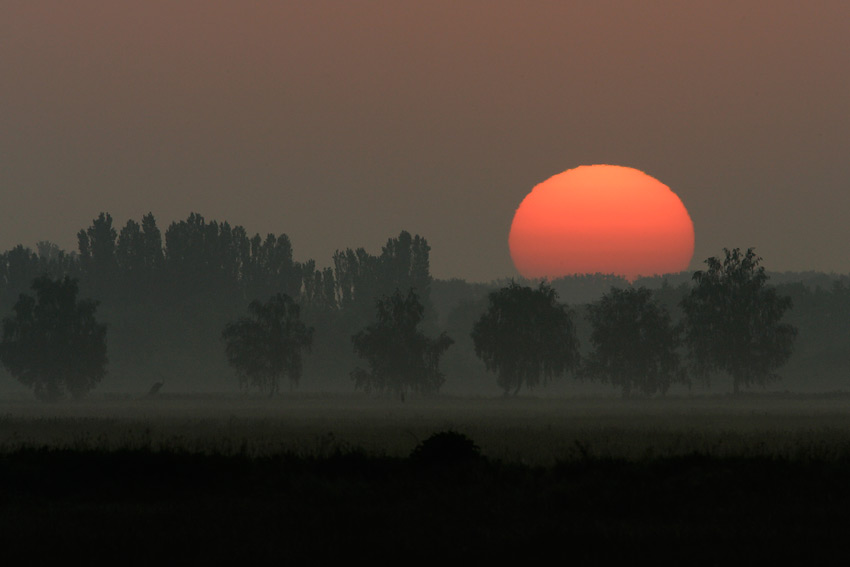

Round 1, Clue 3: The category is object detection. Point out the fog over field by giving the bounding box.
[5,395,850,465]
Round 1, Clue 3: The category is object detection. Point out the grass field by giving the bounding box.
[3,393,850,562]
[4,393,850,463]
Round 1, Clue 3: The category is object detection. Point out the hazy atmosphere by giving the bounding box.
[4,4,850,561]
[3,1,849,281]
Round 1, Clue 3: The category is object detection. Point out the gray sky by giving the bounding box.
[2,1,848,282]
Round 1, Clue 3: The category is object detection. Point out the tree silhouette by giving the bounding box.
[379,231,431,309]
[0,276,107,401]
[471,282,579,396]
[116,213,163,277]
[222,293,313,397]
[582,286,685,397]
[681,248,797,394]
[332,231,432,315]
[78,212,118,291]
[351,289,453,399]
[0,246,45,309]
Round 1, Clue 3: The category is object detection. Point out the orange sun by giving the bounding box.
[509,164,694,282]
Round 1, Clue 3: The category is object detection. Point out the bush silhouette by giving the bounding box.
[410,431,483,465]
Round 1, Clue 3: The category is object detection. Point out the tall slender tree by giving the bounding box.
[78,213,118,293]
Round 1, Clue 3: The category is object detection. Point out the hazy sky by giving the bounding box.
[2,1,848,282]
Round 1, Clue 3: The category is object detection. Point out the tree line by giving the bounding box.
[0,211,808,400]
[0,212,434,394]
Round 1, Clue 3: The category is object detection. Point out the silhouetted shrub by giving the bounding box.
[410,430,483,465]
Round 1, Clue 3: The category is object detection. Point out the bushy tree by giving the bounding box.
[0,276,107,401]
[681,248,797,394]
[351,289,453,399]
[582,287,684,397]
[471,282,579,396]
[222,293,313,397]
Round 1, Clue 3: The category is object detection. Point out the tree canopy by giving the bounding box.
[681,248,797,393]
[0,276,107,400]
[351,289,453,399]
[222,293,313,397]
[471,282,579,396]
[583,286,684,397]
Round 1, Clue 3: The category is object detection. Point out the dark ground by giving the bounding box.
[2,444,849,564]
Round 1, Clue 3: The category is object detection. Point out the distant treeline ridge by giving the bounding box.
[0,212,848,394]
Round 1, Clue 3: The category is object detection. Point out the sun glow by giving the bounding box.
[508,164,694,282]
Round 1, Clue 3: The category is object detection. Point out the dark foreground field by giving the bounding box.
[3,394,850,563]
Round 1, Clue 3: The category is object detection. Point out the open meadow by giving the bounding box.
[4,392,850,463]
